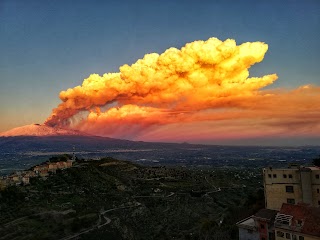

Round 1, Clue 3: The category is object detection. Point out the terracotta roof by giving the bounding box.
[278,203,320,237]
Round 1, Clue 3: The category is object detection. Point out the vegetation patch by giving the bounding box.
[0,157,264,240]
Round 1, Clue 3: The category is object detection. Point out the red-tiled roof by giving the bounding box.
[279,203,320,236]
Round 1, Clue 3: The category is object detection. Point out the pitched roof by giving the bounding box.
[236,217,257,230]
[254,208,278,221]
[278,203,320,237]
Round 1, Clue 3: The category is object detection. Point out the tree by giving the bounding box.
[313,156,320,167]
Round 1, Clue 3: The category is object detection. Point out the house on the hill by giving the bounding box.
[33,165,48,174]
[0,177,8,190]
[66,160,73,168]
[237,208,278,240]
[39,169,49,177]
[22,176,30,185]
[24,171,36,178]
[48,163,58,173]
[56,161,67,169]
[10,174,22,185]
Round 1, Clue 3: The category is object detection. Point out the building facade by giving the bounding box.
[263,166,320,211]
[238,164,320,240]
[237,209,278,240]
[238,216,260,240]
[274,203,320,240]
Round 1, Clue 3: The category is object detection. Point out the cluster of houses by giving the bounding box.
[237,165,320,240]
[0,159,74,190]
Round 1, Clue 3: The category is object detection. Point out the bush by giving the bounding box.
[313,156,320,167]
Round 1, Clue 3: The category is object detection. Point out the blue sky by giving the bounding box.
[0,0,319,133]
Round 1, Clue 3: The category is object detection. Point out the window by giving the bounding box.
[318,200,320,205]
[289,174,293,178]
[279,219,289,225]
[262,238,266,240]
[260,224,265,229]
[268,174,272,178]
[283,174,287,178]
[273,174,277,178]
[286,186,294,193]
[298,236,304,240]
[286,233,291,239]
[277,231,284,237]
[287,198,295,204]
[316,174,320,179]
[292,235,297,240]
[317,188,319,193]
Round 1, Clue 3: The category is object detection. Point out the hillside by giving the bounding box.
[0,157,264,240]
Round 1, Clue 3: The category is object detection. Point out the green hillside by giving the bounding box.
[0,157,264,240]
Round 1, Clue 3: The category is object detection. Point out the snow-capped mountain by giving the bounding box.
[0,124,88,137]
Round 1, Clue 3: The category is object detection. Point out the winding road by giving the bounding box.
[60,202,141,240]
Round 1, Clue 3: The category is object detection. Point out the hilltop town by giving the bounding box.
[0,154,74,190]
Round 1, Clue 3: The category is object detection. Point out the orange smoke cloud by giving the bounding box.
[137,85,320,142]
[45,37,319,141]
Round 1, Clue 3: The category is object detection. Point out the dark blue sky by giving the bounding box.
[1,0,319,131]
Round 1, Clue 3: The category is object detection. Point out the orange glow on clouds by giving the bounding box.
[45,37,320,142]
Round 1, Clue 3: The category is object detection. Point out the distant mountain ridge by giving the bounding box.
[0,124,89,137]
[0,124,181,156]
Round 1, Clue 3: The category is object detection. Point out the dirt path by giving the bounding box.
[60,202,141,240]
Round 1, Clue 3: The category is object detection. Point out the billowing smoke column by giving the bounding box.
[45,37,278,134]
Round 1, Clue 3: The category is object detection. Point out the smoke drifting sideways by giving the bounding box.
[44,37,320,141]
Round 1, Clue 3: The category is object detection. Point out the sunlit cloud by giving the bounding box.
[45,37,319,142]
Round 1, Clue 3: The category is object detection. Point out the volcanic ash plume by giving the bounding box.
[45,37,278,137]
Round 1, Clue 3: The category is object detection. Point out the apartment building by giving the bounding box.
[263,166,320,211]
[238,164,320,240]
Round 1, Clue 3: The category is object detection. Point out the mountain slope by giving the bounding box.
[0,124,88,137]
